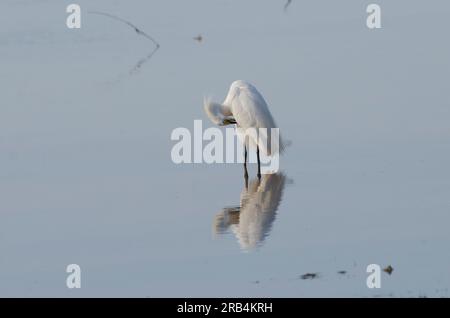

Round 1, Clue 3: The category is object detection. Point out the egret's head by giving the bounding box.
[203,98,223,125]
[203,97,236,126]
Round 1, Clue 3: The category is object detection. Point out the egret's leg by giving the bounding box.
[244,145,249,189]
[257,146,261,180]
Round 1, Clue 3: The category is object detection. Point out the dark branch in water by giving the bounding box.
[129,46,159,75]
[88,11,160,48]
[284,0,292,12]
[88,11,160,77]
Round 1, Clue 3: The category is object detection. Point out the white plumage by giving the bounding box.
[204,80,284,157]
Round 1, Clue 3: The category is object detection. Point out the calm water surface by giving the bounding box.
[1,0,449,297]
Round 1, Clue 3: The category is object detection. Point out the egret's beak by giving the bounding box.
[222,118,237,125]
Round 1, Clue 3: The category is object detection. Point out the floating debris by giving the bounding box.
[193,34,203,43]
[300,273,319,280]
[383,265,394,275]
[337,270,347,275]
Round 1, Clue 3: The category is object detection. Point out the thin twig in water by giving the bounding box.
[284,0,292,12]
[88,11,160,76]
[88,11,160,47]
[129,47,159,75]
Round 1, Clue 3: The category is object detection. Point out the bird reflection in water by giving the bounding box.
[213,173,287,250]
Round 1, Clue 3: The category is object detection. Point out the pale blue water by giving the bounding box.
[0,0,449,297]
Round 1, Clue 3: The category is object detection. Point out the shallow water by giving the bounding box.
[1,0,450,297]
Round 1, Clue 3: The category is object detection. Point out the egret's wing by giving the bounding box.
[231,84,276,130]
[230,83,279,155]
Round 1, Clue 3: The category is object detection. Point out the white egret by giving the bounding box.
[204,80,284,180]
